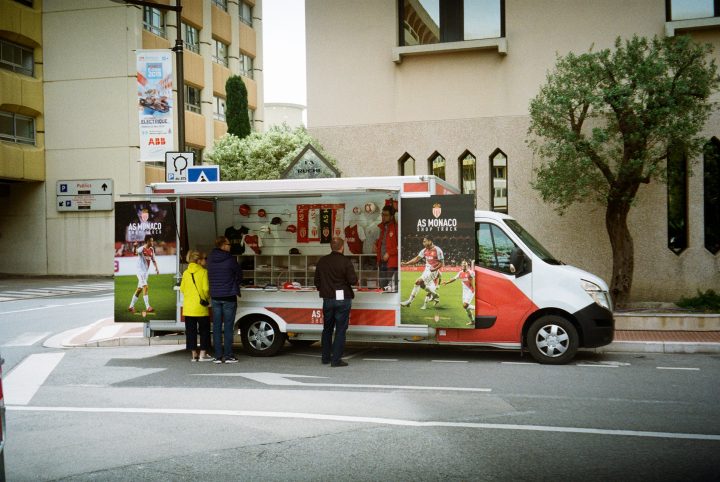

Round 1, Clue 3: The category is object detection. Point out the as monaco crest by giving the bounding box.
[432,203,442,218]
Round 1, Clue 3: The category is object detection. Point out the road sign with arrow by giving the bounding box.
[56,179,113,212]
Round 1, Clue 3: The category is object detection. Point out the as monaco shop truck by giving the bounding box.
[133,175,614,365]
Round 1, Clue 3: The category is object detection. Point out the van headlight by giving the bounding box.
[581,280,612,311]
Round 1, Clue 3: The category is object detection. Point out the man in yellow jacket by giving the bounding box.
[180,250,212,361]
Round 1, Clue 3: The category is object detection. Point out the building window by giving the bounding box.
[0,110,35,145]
[240,1,253,26]
[459,150,476,206]
[399,0,504,46]
[213,96,226,121]
[240,54,254,78]
[703,138,720,254]
[0,39,34,76]
[399,153,415,175]
[667,143,688,254]
[183,23,200,54]
[184,85,201,113]
[490,149,507,213]
[143,6,166,38]
[429,152,446,179]
[666,0,717,21]
[212,39,229,67]
[212,0,228,12]
[187,145,203,164]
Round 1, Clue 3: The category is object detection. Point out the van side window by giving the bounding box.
[476,222,516,274]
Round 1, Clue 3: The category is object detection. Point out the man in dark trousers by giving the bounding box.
[207,235,242,363]
[314,237,358,367]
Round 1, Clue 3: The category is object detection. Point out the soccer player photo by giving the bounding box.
[114,201,177,322]
[399,195,475,328]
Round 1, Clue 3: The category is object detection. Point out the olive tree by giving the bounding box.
[528,35,718,304]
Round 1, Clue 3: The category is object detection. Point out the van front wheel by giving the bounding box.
[526,315,578,365]
[241,318,286,357]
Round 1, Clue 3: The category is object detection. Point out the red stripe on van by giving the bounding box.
[403,182,429,192]
[267,307,395,326]
[186,198,214,212]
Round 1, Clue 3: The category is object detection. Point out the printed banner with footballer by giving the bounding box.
[114,201,177,322]
[399,195,476,328]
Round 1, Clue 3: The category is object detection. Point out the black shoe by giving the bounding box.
[224,356,239,363]
[321,359,330,365]
[213,357,224,364]
[331,360,348,367]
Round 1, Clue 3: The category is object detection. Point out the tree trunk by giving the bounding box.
[605,197,634,306]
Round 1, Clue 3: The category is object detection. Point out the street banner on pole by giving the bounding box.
[137,50,174,162]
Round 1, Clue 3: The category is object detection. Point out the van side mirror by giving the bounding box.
[510,248,530,277]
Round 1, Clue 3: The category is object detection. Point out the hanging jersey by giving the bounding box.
[344,224,365,254]
[242,234,263,254]
[225,225,249,255]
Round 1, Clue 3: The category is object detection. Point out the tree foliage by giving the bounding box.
[225,75,251,139]
[205,123,340,180]
[527,35,719,303]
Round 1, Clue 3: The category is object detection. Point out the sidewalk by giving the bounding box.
[49,315,720,354]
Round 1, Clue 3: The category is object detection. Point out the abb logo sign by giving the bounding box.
[148,137,166,146]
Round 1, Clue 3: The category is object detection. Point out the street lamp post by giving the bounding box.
[116,0,185,153]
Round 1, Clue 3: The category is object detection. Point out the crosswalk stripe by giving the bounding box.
[2,332,52,346]
[4,352,65,405]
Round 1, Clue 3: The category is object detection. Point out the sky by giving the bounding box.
[262,0,307,106]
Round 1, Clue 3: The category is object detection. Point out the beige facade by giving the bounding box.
[306,0,720,301]
[0,0,263,276]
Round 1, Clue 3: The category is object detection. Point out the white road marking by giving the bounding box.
[501,362,536,365]
[432,360,468,363]
[2,332,51,346]
[657,367,700,371]
[0,297,112,315]
[4,352,65,405]
[8,405,720,441]
[363,358,399,362]
[576,364,618,368]
[197,372,492,392]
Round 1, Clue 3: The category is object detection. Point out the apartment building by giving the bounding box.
[0,0,263,275]
[305,0,720,301]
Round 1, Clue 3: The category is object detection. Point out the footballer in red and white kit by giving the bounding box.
[442,260,475,325]
[128,235,159,314]
[400,236,444,308]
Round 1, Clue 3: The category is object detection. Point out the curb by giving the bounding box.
[589,341,720,355]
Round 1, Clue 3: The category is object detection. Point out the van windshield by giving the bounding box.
[503,219,563,265]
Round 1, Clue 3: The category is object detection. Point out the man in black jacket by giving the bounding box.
[314,237,358,367]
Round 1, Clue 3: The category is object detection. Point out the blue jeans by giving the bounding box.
[212,299,237,359]
[321,298,352,364]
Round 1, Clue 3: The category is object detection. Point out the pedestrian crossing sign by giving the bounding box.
[187,165,220,183]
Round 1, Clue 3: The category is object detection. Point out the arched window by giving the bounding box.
[489,149,507,213]
[704,137,720,254]
[428,151,445,179]
[458,150,477,207]
[398,153,415,175]
[667,142,688,254]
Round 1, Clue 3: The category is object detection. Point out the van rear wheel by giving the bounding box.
[526,315,578,365]
[241,318,286,357]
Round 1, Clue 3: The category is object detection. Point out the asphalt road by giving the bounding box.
[1,285,719,481]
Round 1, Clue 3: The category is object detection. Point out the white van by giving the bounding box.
[123,175,613,364]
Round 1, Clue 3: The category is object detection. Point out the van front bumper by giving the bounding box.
[573,303,615,348]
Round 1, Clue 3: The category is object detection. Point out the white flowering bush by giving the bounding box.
[205,124,339,180]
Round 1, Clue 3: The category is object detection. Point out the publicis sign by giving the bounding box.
[137,50,174,162]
